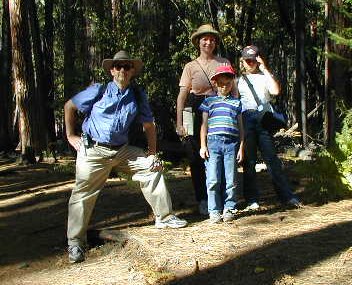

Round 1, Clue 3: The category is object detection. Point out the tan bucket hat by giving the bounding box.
[190,24,220,46]
[102,50,143,76]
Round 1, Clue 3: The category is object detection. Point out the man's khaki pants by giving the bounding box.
[67,144,173,247]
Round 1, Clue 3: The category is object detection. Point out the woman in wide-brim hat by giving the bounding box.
[102,50,143,77]
[176,24,232,216]
[190,24,220,51]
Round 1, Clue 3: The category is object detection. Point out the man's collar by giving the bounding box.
[111,80,130,93]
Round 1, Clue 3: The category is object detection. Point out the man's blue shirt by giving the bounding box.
[72,81,154,145]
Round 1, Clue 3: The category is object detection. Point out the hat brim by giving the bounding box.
[102,58,143,77]
[191,31,220,47]
[210,71,235,81]
[242,55,257,60]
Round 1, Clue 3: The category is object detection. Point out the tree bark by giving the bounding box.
[324,0,351,145]
[330,0,351,108]
[9,0,36,164]
[28,0,48,157]
[295,0,307,147]
[244,0,257,45]
[43,0,56,145]
[64,0,76,101]
[0,0,13,152]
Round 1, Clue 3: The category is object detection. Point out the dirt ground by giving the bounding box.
[0,155,352,285]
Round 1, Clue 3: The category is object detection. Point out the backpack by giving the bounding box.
[95,83,147,148]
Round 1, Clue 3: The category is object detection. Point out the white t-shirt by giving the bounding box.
[238,73,272,112]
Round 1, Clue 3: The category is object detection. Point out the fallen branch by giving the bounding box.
[275,102,324,137]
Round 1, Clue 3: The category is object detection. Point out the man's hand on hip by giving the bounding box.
[67,134,82,151]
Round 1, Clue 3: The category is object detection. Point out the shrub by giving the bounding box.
[294,109,352,204]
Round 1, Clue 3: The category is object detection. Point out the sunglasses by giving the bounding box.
[244,59,257,64]
[112,62,134,71]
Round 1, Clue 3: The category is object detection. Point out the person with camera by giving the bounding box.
[237,45,301,211]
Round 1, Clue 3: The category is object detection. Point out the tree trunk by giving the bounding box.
[276,0,295,39]
[0,0,13,152]
[295,0,307,147]
[9,0,36,164]
[236,0,246,47]
[43,0,56,145]
[77,0,91,85]
[28,0,48,158]
[330,0,352,108]
[324,0,351,145]
[244,0,257,45]
[64,0,76,101]
[324,0,331,146]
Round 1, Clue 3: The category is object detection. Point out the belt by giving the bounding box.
[92,140,124,150]
[244,109,258,113]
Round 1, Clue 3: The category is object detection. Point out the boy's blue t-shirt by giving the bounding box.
[199,95,242,138]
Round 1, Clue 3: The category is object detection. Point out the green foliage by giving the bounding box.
[295,152,351,204]
[295,109,352,204]
[335,109,352,175]
[328,29,352,48]
[51,161,76,175]
[9,0,348,150]
[162,160,173,171]
[327,0,352,64]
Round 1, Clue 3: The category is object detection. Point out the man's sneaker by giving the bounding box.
[155,215,188,229]
[209,212,222,224]
[243,202,260,212]
[287,198,303,208]
[68,245,85,264]
[198,199,208,215]
[223,208,238,222]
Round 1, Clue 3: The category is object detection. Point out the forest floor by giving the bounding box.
[0,153,352,285]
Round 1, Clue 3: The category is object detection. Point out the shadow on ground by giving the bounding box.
[0,161,157,266]
[166,221,352,285]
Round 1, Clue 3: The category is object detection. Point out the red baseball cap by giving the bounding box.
[210,65,236,81]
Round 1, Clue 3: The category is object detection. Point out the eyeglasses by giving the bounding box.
[112,62,134,71]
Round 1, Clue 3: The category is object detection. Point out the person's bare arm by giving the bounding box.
[64,99,81,151]
[176,86,190,136]
[199,112,209,159]
[256,55,280,95]
[232,77,240,98]
[237,113,244,163]
[143,121,163,171]
[143,121,157,155]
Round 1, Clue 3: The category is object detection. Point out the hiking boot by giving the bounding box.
[287,198,303,208]
[222,208,238,222]
[209,212,222,224]
[198,199,208,215]
[68,245,85,264]
[155,215,188,229]
[243,202,260,212]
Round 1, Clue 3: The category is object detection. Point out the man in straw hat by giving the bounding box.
[64,50,187,264]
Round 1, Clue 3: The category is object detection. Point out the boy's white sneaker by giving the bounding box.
[223,209,238,222]
[209,212,222,224]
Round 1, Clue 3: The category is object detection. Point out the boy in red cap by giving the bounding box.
[199,65,244,223]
